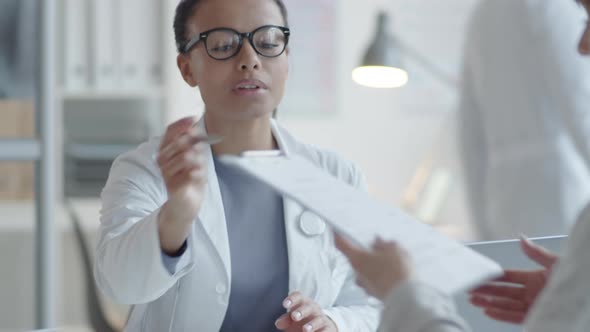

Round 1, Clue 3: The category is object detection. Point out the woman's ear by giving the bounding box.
[177,54,199,87]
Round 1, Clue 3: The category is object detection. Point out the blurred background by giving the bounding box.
[1,0,588,330]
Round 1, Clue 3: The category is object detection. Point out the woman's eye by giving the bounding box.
[258,42,279,49]
[211,44,234,52]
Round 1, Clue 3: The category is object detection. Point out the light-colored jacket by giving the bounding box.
[94,118,379,331]
[459,0,590,239]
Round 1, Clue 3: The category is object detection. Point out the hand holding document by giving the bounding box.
[219,153,503,294]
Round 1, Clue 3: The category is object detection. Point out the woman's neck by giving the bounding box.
[204,112,278,156]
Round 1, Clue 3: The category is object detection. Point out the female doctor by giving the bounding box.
[335,1,590,331]
[94,0,379,331]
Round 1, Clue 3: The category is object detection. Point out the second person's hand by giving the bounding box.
[334,233,412,301]
[469,236,558,324]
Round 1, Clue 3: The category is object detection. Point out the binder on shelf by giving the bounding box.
[91,0,118,89]
[117,0,162,90]
[64,0,90,90]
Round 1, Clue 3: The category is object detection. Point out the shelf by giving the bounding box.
[58,87,166,100]
[0,139,41,161]
[65,142,138,160]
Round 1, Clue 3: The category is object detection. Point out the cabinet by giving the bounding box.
[56,0,167,197]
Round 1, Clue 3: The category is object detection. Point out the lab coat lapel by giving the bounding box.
[193,118,308,289]
[271,121,311,293]
[194,118,232,282]
[283,198,311,293]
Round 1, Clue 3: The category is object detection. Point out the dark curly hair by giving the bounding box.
[173,0,289,53]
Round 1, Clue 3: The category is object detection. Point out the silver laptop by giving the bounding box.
[454,235,567,332]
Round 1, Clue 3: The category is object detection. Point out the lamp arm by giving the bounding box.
[394,37,458,89]
[394,37,458,220]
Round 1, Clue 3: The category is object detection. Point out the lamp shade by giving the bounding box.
[353,12,408,88]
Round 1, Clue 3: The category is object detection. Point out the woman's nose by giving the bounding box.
[237,41,261,71]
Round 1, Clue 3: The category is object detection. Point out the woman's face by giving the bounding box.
[177,0,289,122]
[580,0,590,55]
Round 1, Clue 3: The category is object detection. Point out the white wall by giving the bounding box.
[163,0,482,240]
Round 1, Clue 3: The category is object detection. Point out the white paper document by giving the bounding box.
[219,154,503,294]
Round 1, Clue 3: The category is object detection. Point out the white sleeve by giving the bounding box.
[94,144,196,304]
[524,207,590,331]
[379,280,471,332]
[458,41,488,237]
[535,2,590,168]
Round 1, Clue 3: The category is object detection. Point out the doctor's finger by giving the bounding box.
[159,133,206,162]
[159,148,206,179]
[520,236,558,269]
[470,284,526,300]
[484,308,526,324]
[161,153,205,180]
[289,301,320,322]
[302,315,331,332]
[160,117,195,148]
[283,292,306,310]
[161,147,205,172]
[158,134,191,165]
[274,313,293,330]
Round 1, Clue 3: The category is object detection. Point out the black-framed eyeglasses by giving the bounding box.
[182,25,291,60]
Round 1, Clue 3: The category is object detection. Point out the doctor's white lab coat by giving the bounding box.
[94,118,379,331]
[459,0,590,240]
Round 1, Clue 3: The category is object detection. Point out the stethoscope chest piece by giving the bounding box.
[298,211,326,237]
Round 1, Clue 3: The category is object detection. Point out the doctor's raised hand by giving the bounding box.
[156,116,208,255]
